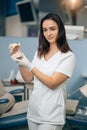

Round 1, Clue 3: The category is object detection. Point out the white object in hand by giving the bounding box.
[11,53,34,71]
[8,43,21,55]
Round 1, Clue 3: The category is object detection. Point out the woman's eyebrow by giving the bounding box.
[42,26,57,29]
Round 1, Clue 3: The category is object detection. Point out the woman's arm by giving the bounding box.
[30,54,75,89]
[10,50,74,89]
[19,65,68,89]
[18,62,68,89]
[19,66,34,83]
[31,67,69,89]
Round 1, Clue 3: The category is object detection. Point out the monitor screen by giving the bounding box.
[16,0,37,25]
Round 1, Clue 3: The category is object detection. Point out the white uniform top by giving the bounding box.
[27,51,75,125]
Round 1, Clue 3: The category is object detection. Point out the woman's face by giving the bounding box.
[42,19,59,44]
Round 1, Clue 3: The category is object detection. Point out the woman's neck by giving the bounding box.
[49,43,59,53]
[44,44,59,61]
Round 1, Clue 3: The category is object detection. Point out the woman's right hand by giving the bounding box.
[8,43,21,55]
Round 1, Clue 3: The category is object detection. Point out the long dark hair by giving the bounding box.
[38,13,72,58]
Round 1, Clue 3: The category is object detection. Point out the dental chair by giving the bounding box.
[0,80,28,130]
[63,84,87,130]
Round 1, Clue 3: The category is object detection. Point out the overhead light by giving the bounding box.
[61,0,84,13]
[61,0,85,25]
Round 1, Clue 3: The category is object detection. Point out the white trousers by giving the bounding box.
[27,120,64,130]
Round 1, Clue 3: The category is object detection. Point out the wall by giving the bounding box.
[67,39,87,93]
[0,37,87,105]
[77,7,87,38]
[5,15,27,37]
[39,0,68,23]
[0,37,38,79]
[5,0,87,37]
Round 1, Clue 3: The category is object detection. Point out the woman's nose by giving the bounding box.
[47,30,51,35]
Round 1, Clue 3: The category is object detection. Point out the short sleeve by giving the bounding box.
[55,54,76,77]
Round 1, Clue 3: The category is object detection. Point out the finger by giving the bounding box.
[8,43,21,55]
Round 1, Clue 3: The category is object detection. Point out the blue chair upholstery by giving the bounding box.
[0,80,28,130]
[64,105,87,130]
[0,113,28,129]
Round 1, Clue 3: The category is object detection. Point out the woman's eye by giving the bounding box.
[42,27,57,32]
[42,29,46,32]
[50,27,56,30]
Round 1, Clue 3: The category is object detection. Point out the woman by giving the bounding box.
[9,13,75,130]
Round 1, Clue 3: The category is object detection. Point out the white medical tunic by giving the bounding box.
[27,51,75,125]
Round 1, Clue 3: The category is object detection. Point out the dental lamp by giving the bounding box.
[61,0,85,25]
